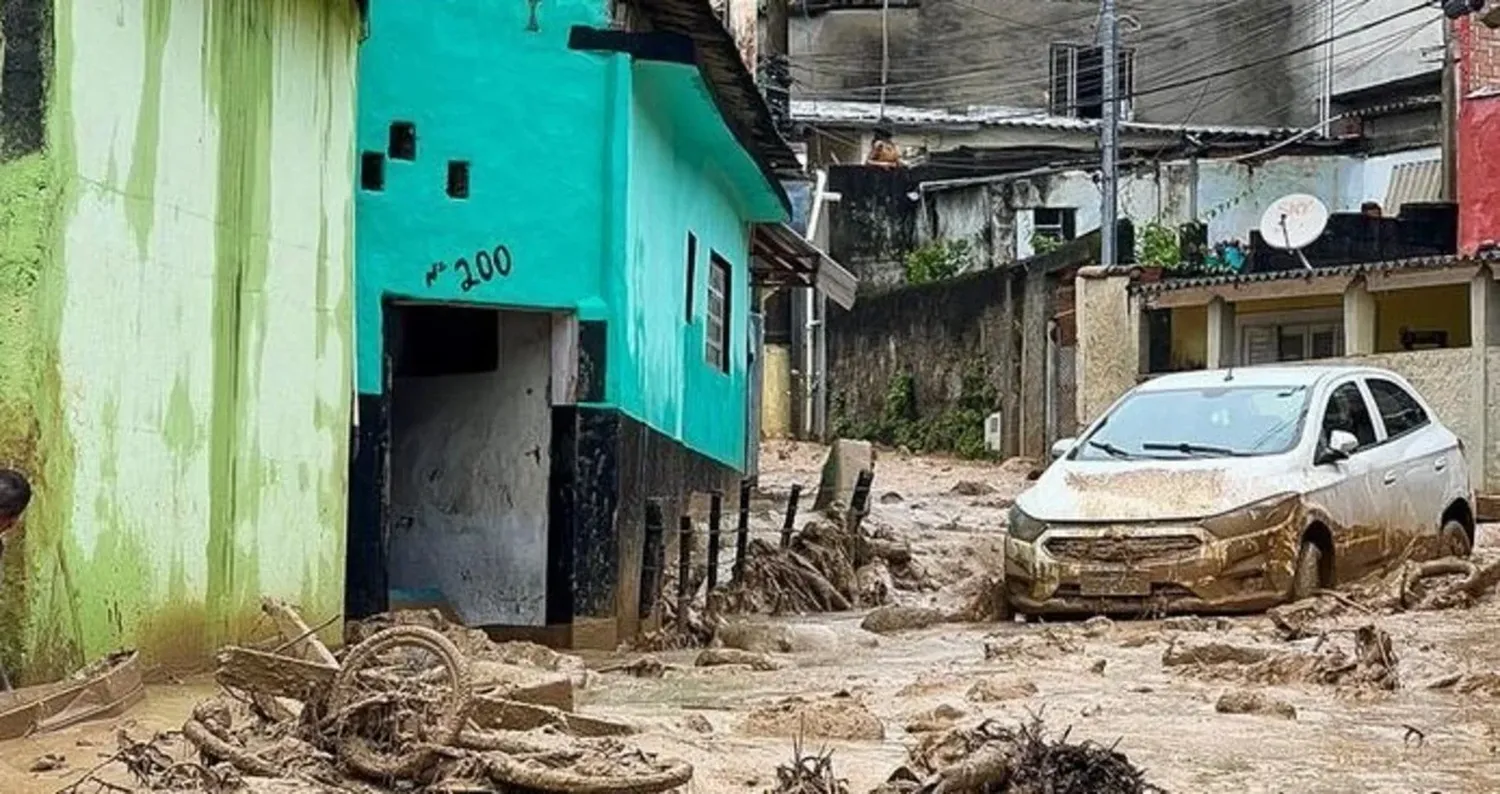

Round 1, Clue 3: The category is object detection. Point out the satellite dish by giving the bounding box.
[1258,194,1329,270]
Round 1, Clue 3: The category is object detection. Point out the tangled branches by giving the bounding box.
[768,737,850,794]
[873,715,1165,794]
[56,731,237,794]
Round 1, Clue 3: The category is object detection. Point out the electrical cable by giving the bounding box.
[792,14,1441,178]
[790,0,1356,89]
[790,0,1428,112]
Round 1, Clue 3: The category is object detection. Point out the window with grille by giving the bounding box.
[1049,43,1134,120]
[706,254,731,373]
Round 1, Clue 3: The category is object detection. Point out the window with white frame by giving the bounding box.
[1049,43,1134,120]
[1033,208,1077,245]
[1240,313,1343,366]
[706,253,731,372]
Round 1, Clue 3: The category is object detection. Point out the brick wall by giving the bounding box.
[1466,18,1500,95]
[1459,18,1500,251]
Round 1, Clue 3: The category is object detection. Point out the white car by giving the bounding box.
[1005,365,1474,616]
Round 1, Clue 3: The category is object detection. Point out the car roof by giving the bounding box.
[1133,365,1394,393]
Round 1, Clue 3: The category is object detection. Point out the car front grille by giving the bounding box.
[1044,535,1203,564]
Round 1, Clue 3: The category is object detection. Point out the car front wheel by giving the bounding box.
[1438,519,1473,559]
[1291,540,1323,602]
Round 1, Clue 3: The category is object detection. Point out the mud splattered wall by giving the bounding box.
[0,0,357,681]
[387,311,553,628]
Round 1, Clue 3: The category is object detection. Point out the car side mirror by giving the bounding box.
[1050,437,1077,460]
[1316,429,1359,465]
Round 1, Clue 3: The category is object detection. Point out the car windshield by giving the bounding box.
[1074,384,1311,460]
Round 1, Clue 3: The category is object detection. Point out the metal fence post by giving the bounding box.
[780,483,802,549]
[640,499,665,619]
[734,479,752,582]
[676,515,692,631]
[706,491,723,593]
[851,469,874,517]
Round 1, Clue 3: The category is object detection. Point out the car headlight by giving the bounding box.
[1007,505,1047,542]
[1199,493,1300,539]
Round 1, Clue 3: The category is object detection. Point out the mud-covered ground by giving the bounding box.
[7,442,1500,792]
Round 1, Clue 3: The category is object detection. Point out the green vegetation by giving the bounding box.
[830,363,998,460]
[1030,232,1064,256]
[1136,219,1181,269]
[903,238,973,284]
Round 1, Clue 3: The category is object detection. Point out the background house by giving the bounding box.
[0,0,360,681]
[350,0,845,650]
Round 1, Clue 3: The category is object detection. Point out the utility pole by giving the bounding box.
[1320,0,1335,137]
[1440,18,1457,201]
[1100,0,1120,267]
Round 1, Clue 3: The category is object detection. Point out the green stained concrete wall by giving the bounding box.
[0,0,357,680]
[357,2,786,471]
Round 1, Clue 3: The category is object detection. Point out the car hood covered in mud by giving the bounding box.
[1016,456,1302,523]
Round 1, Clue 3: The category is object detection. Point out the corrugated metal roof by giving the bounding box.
[1346,93,1441,119]
[1385,158,1442,213]
[1129,254,1473,295]
[790,99,1301,140]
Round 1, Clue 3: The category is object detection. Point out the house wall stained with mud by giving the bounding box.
[387,312,552,628]
[0,0,357,681]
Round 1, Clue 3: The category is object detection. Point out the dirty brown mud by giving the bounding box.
[18,444,1500,793]
[65,604,693,794]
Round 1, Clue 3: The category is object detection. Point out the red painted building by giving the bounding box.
[1459,16,1500,251]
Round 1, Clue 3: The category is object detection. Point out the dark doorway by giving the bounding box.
[348,302,555,628]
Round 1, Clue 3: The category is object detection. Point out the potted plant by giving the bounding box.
[1135,219,1180,282]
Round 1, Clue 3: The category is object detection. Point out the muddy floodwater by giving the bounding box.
[6,443,1500,792]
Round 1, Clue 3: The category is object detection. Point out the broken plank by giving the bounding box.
[260,597,339,667]
[468,696,635,737]
[215,647,338,702]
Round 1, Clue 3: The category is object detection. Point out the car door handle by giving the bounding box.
[1435,457,1447,471]
[1383,472,1398,486]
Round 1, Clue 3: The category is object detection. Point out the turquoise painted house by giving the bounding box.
[349,0,852,647]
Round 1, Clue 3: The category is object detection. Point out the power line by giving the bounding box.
[793,14,1441,178]
[1108,1,1432,106]
[791,0,1383,106]
[790,0,1419,120]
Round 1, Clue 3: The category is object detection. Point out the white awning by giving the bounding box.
[749,223,859,309]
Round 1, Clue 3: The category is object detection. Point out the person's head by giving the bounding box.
[0,469,31,532]
[1361,201,1382,218]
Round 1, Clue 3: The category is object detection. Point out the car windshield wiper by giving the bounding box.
[1087,440,1136,459]
[1140,441,1249,457]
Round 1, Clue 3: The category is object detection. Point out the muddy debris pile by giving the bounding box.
[981,619,1110,662]
[740,692,887,742]
[1343,554,1500,612]
[640,506,902,650]
[1162,624,1399,692]
[713,508,917,617]
[870,716,1165,794]
[86,600,693,793]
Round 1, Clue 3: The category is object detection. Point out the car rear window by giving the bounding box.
[1075,384,1311,461]
[1366,378,1429,439]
